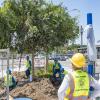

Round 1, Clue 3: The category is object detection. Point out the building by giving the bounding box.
[77,45,100,59]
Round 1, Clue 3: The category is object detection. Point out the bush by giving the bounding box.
[35,69,51,78]
[35,62,54,78]
[47,62,53,74]
[36,69,45,76]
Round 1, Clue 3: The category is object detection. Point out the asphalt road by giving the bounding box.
[0,59,100,78]
[51,59,100,73]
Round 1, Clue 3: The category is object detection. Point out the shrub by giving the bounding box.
[35,62,54,78]
[47,62,53,74]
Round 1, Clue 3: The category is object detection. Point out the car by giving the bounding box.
[48,56,53,60]
[65,56,68,59]
[48,55,56,60]
[59,56,66,61]
[53,56,60,60]
[66,51,75,58]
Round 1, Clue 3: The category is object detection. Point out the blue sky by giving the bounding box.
[0,0,100,45]
[51,0,100,45]
[0,0,3,6]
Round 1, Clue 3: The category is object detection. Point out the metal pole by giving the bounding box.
[7,49,9,100]
[87,13,96,77]
[80,25,83,47]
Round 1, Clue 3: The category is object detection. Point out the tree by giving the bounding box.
[23,2,79,72]
[0,2,13,49]
[0,0,79,76]
[38,4,79,71]
[1,0,47,75]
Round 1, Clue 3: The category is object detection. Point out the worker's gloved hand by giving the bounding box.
[89,86,95,98]
[60,67,64,73]
[90,86,94,91]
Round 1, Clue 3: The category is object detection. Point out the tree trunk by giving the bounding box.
[19,53,22,71]
[12,53,14,72]
[45,52,48,73]
[32,52,35,78]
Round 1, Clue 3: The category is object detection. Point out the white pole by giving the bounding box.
[7,49,9,100]
[1,58,3,79]
[12,53,14,72]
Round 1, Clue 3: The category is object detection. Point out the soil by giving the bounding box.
[0,72,58,100]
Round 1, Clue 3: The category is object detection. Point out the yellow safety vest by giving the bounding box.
[25,60,32,75]
[55,63,60,69]
[65,70,89,100]
[4,75,13,87]
[30,69,32,75]
[25,60,30,68]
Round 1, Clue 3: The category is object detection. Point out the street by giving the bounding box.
[0,59,100,78]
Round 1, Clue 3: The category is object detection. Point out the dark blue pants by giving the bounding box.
[25,69,30,78]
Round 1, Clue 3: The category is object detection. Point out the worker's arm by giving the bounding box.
[29,60,32,67]
[90,76,100,90]
[12,76,16,84]
[53,64,55,73]
[58,74,69,100]
[58,63,62,69]
[90,76,100,99]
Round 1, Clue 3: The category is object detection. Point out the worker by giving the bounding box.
[4,69,17,90]
[58,53,100,100]
[53,59,61,78]
[25,56,32,78]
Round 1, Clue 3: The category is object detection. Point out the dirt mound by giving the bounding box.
[0,72,58,100]
[10,78,58,100]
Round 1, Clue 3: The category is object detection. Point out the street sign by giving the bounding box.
[34,56,46,67]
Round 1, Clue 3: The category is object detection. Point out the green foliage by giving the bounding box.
[41,4,79,53]
[36,69,45,76]
[35,62,54,78]
[0,3,11,48]
[35,69,51,78]
[47,62,53,74]
[67,44,80,50]
[0,0,79,76]
[0,0,79,53]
